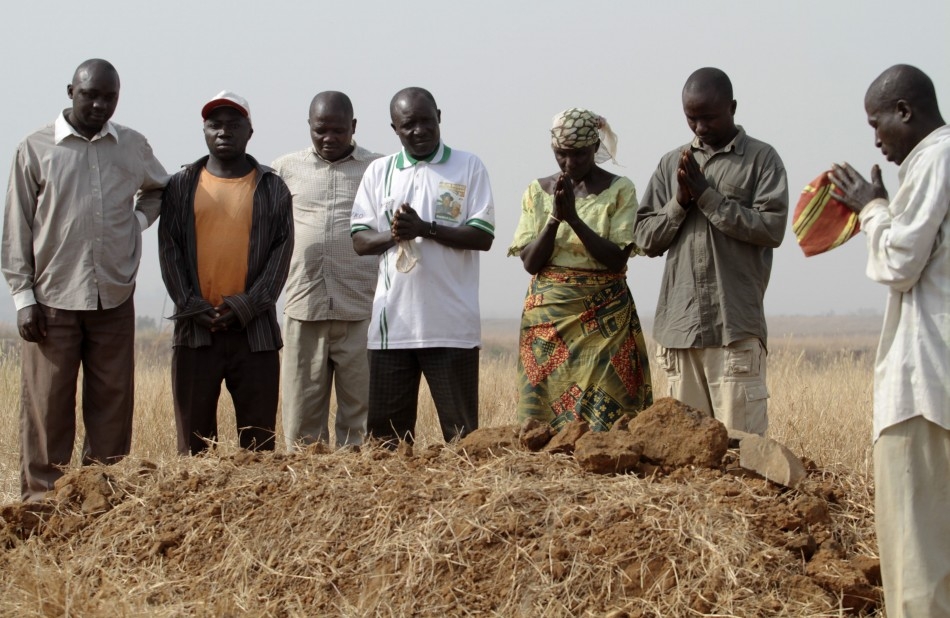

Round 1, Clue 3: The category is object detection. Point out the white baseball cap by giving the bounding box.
[201,90,251,124]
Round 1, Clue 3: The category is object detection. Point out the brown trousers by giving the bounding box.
[20,297,135,501]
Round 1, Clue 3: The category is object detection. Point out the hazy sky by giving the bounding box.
[1,1,948,326]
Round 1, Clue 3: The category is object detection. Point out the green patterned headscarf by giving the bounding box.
[550,108,619,164]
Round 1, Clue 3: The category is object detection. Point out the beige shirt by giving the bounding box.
[635,127,788,348]
[2,112,168,310]
[272,144,381,321]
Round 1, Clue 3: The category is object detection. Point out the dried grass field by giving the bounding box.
[0,316,885,617]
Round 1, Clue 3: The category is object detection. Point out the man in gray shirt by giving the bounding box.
[272,92,380,449]
[2,59,168,500]
[635,67,788,435]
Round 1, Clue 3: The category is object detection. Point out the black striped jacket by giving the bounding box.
[158,155,293,351]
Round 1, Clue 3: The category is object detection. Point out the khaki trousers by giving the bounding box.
[874,416,950,618]
[654,337,769,435]
[281,317,370,449]
[19,297,135,501]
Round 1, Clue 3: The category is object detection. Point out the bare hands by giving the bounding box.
[17,305,47,342]
[391,204,425,241]
[678,150,709,203]
[210,304,238,332]
[192,304,237,332]
[830,163,888,213]
[553,174,578,223]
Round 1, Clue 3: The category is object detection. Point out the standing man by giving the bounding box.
[2,59,168,501]
[272,91,381,449]
[351,87,495,444]
[831,65,949,618]
[635,67,788,436]
[159,91,293,455]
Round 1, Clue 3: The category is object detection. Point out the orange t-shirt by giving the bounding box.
[194,168,256,306]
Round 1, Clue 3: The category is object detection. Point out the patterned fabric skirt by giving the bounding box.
[517,266,653,431]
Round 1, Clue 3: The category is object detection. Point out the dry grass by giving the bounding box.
[0,317,883,616]
[0,320,877,502]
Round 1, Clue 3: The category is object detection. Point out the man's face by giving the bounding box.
[864,95,914,165]
[391,95,441,159]
[310,108,355,162]
[682,90,737,151]
[203,107,252,161]
[67,67,120,137]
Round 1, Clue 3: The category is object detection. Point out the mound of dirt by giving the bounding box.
[0,401,882,617]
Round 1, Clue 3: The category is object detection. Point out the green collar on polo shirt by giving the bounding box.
[395,142,452,169]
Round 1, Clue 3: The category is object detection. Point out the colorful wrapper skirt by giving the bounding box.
[517,266,653,431]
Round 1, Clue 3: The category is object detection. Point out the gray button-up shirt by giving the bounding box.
[2,113,168,311]
[272,144,381,322]
[635,128,788,349]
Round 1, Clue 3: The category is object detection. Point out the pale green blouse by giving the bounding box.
[507,176,639,269]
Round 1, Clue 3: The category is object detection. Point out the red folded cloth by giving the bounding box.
[793,170,861,257]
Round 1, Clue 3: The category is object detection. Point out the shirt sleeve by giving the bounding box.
[507,182,543,257]
[607,177,639,250]
[859,149,950,293]
[351,159,384,235]
[634,151,689,257]
[1,142,40,309]
[695,148,788,248]
[463,156,495,236]
[133,138,170,231]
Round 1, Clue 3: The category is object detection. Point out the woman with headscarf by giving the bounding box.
[508,108,652,431]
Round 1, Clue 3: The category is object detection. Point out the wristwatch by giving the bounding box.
[428,221,437,237]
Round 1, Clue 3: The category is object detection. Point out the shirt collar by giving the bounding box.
[54,110,119,144]
[690,125,747,156]
[898,124,950,182]
[394,141,452,170]
[309,141,374,164]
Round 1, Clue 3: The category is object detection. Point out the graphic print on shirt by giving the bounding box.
[435,181,466,223]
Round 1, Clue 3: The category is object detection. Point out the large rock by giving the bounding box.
[519,418,556,452]
[574,432,643,474]
[739,434,807,488]
[544,420,589,455]
[626,398,728,468]
[457,425,521,458]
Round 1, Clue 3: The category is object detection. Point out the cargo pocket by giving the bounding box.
[654,346,678,376]
[725,341,761,377]
[742,383,770,435]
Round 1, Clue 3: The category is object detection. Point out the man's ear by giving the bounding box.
[66,84,74,100]
[896,99,913,123]
[436,109,442,124]
[352,118,357,134]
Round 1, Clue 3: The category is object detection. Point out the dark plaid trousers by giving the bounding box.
[367,347,479,444]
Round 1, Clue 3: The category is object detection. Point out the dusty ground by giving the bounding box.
[1,406,881,618]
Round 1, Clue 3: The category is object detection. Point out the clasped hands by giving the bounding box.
[391,204,425,241]
[551,173,579,223]
[195,303,238,332]
[676,150,710,207]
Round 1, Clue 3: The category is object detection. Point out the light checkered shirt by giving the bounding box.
[272,144,381,321]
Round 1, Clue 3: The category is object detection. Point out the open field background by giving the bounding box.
[0,315,879,505]
[0,315,883,616]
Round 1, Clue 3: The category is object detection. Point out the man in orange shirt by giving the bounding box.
[158,91,293,454]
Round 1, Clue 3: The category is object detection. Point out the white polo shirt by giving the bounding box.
[351,142,495,349]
